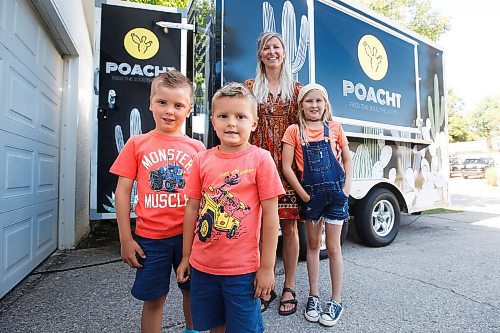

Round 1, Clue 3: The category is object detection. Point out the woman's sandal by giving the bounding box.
[278,287,298,316]
[260,289,277,313]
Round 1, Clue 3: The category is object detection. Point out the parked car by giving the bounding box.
[449,157,463,177]
[461,158,495,179]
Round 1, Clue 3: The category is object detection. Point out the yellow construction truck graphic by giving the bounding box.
[197,179,250,242]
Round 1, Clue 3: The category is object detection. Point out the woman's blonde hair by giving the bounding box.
[252,32,294,103]
[297,83,334,144]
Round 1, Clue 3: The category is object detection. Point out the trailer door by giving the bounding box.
[92,3,187,218]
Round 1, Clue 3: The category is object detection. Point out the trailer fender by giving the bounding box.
[350,179,408,213]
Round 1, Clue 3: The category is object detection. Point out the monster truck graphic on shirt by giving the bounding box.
[197,174,251,242]
[149,158,186,192]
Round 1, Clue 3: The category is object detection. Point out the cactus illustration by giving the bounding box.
[363,41,383,72]
[103,108,143,213]
[130,33,153,54]
[352,144,373,179]
[427,74,445,169]
[352,128,392,180]
[262,2,276,33]
[428,74,445,140]
[262,1,309,81]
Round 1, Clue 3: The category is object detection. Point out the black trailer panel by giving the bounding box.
[94,3,183,215]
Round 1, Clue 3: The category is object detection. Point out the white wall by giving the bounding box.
[32,0,94,248]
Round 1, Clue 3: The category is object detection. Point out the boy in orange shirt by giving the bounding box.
[177,82,284,333]
[110,70,205,333]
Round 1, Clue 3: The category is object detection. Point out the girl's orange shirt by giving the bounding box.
[282,121,349,175]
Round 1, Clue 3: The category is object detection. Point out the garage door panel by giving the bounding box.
[8,63,37,128]
[39,90,60,142]
[38,153,57,190]
[3,216,32,275]
[41,28,63,88]
[0,47,61,147]
[36,208,57,253]
[12,0,39,63]
[0,0,62,97]
[3,144,33,197]
[0,131,59,214]
[0,0,7,31]
[0,200,57,298]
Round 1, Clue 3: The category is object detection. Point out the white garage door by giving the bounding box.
[0,0,63,298]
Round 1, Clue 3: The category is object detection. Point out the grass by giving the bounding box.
[423,207,463,214]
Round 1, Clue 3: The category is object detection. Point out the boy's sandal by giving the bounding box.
[278,287,298,316]
[260,289,277,313]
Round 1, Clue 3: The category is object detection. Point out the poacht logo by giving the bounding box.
[357,35,388,81]
[343,35,401,109]
[124,28,159,60]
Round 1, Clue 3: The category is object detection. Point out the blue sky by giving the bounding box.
[432,0,500,113]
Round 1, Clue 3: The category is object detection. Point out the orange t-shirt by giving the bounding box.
[110,131,206,239]
[282,121,349,175]
[185,145,285,275]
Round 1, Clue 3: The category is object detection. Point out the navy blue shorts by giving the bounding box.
[190,268,264,333]
[131,234,189,301]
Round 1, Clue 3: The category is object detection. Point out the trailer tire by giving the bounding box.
[354,188,400,247]
[298,219,348,261]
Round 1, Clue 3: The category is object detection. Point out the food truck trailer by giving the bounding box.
[91,0,448,251]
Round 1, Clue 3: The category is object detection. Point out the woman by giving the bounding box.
[244,31,303,316]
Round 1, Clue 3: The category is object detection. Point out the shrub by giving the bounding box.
[485,166,499,186]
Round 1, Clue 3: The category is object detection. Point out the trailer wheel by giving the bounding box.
[298,219,349,261]
[354,188,400,247]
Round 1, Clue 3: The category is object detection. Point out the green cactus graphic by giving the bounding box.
[103,109,142,213]
[427,74,445,169]
[428,74,445,141]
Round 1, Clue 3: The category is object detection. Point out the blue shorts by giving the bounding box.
[190,268,264,333]
[131,234,189,301]
[299,187,349,221]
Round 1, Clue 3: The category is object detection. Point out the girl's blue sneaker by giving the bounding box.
[184,329,199,333]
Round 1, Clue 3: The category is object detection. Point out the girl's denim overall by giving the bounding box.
[299,123,349,221]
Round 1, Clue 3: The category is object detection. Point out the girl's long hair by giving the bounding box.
[252,32,294,103]
[298,89,334,144]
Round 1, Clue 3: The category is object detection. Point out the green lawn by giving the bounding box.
[422,207,464,214]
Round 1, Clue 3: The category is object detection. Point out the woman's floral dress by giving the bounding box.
[244,79,303,221]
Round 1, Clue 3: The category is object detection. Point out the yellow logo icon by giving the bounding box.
[124,28,159,60]
[358,35,388,81]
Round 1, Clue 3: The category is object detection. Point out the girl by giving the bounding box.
[282,83,352,326]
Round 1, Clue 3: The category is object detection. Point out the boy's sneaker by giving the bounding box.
[319,300,343,326]
[304,295,322,322]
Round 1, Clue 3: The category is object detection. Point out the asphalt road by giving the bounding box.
[0,178,499,332]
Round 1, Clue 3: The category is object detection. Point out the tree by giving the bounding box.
[356,0,450,41]
[448,110,475,143]
[446,89,472,143]
[124,0,188,8]
[469,95,500,139]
